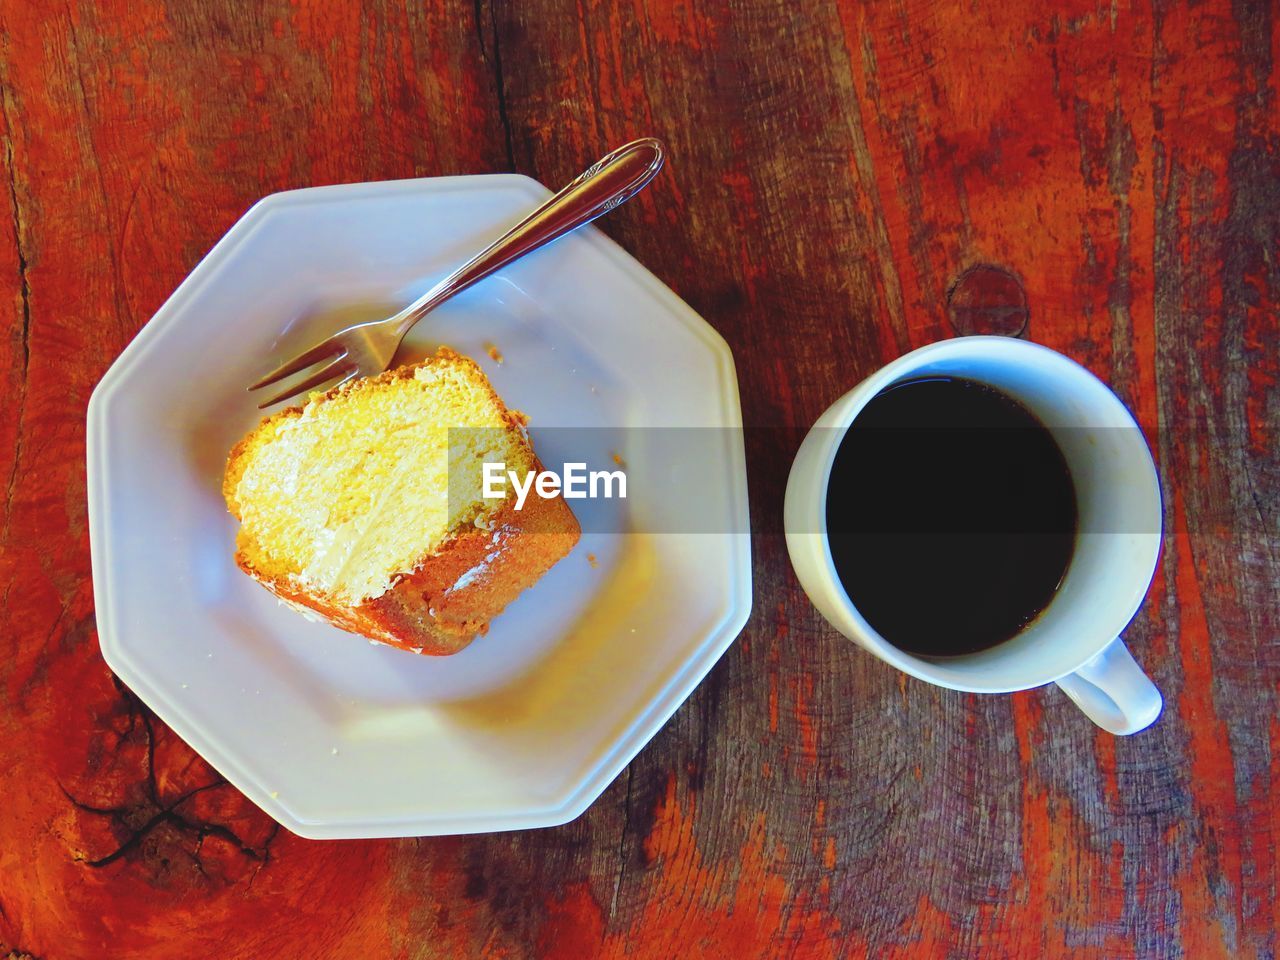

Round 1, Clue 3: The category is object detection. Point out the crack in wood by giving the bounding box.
[247,823,282,891]
[66,779,271,872]
[60,680,278,880]
[1,79,30,545]
[471,0,488,61]
[1104,91,1138,402]
[140,706,160,806]
[606,763,635,928]
[485,0,517,171]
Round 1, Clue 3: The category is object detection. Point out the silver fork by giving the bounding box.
[249,138,666,408]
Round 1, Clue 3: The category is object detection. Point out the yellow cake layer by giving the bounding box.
[226,350,533,605]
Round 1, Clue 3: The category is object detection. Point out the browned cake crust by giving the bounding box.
[224,352,580,655]
[233,490,578,655]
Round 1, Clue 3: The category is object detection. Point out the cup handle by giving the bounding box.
[1053,640,1162,735]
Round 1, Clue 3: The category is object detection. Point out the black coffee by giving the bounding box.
[826,376,1077,658]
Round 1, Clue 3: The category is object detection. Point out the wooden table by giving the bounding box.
[1,1,1276,957]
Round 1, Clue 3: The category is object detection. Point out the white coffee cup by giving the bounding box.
[784,336,1163,734]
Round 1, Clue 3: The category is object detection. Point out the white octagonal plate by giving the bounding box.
[87,175,751,839]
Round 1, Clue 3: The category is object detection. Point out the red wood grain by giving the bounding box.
[1,0,1276,957]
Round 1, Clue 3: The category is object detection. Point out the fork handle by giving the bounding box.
[392,138,666,336]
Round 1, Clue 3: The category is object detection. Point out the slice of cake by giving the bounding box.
[223,347,579,655]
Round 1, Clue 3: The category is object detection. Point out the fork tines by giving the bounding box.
[249,343,354,409]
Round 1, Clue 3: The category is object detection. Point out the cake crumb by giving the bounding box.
[269,791,279,799]
[587,553,599,569]
[611,451,626,469]
[331,747,339,756]
[485,342,504,364]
